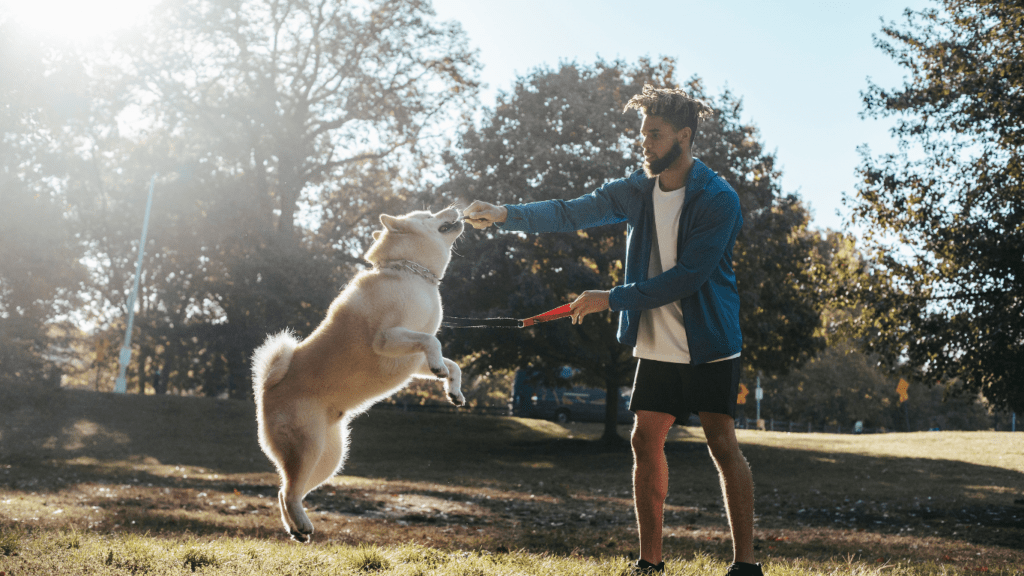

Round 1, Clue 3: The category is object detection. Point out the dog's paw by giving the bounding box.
[448,391,466,406]
[431,364,450,380]
[289,528,312,543]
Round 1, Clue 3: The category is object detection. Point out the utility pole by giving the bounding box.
[897,378,910,432]
[115,174,157,393]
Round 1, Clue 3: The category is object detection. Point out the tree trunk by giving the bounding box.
[136,347,151,395]
[275,149,304,243]
[601,373,627,446]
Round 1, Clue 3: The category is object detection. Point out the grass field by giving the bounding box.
[1,384,1022,575]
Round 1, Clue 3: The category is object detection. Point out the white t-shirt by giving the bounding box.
[633,176,740,364]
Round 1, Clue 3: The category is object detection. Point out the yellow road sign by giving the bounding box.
[897,378,909,403]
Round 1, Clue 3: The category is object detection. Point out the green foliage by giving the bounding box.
[762,344,898,429]
[0,21,87,388]
[758,342,993,431]
[849,0,1024,412]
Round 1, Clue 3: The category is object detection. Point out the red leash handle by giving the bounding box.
[520,303,573,327]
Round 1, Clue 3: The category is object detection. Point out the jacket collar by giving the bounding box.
[685,158,714,192]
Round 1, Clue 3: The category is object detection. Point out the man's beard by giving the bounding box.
[643,141,684,177]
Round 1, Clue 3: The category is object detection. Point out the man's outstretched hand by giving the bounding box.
[463,200,508,229]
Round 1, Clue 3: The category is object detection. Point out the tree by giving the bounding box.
[0,20,87,388]
[440,58,832,441]
[758,341,994,432]
[131,0,478,242]
[440,60,647,443]
[761,342,902,431]
[849,0,1024,412]
[64,0,480,396]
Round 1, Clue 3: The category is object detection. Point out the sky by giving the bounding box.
[0,0,149,40]
[429,0,933,232]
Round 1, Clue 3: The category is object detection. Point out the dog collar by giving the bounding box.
[375,260,441,285]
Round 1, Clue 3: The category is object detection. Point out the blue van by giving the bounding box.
[509,367,634,424]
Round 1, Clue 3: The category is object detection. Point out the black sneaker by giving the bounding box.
[623,559,665,575]
[725,562,764,576]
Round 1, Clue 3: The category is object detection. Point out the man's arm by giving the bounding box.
[463,176,637,234]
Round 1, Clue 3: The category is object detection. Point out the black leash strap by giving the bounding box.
[441,317,523,328]
[441,304,573,329]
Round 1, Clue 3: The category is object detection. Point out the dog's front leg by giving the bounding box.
[374,327,449,379]
[373,328,465,406]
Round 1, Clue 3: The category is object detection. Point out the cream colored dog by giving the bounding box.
[251,207,465,542]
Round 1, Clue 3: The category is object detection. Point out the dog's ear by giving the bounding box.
[379,214,404,233]
[372,230,382,241]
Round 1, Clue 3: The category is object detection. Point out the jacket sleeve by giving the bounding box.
[609,188,740,312]
[498,178,634,233]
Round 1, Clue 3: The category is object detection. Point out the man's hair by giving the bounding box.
[624,84,713,149]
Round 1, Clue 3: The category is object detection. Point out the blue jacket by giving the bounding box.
[499,159,743,365]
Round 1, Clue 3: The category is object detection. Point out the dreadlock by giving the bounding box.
[623,84,713,149]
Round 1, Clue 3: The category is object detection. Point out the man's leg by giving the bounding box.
[631,409,677,565]
[699,411,755,565]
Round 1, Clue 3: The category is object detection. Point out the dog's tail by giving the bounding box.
[252,330,299,399]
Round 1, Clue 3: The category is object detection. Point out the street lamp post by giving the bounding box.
[114,174,157,393]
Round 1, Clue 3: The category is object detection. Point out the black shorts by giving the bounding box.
[628,357,742,423]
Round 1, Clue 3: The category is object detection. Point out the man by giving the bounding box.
[463,84,764,576]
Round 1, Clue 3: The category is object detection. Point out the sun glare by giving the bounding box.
[2,0,158,42]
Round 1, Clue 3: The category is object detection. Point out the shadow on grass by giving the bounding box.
[0,385,267,474]
[1,384,1022,561]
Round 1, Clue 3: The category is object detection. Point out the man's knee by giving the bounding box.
[631,426,660,459]
[699,413,739,458]
[704,428,745,465]
[631,413,672,457]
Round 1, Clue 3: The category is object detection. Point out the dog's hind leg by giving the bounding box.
[273,406,326,543]
[302,417,348,495]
